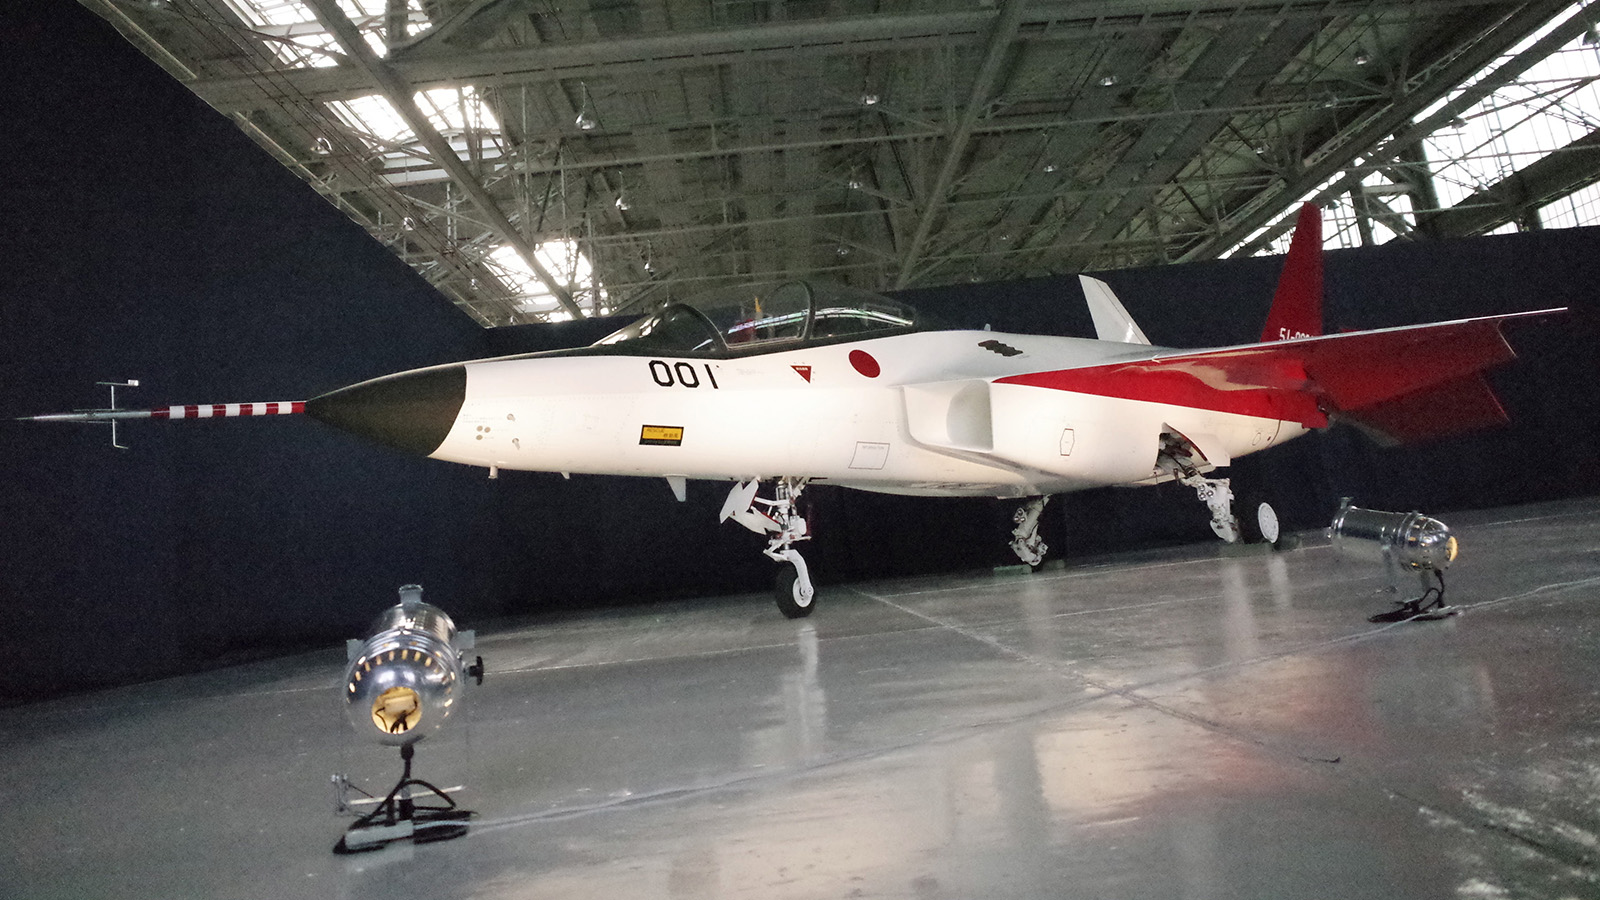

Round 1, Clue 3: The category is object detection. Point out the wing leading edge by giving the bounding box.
[996,309,1561,446]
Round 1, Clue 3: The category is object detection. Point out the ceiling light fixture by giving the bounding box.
[575,83,598,131]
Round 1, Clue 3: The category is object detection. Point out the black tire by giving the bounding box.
[1239,496,1281,547]
[775,565,816,618]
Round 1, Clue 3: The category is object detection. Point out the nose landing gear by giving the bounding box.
[721,477,816,618]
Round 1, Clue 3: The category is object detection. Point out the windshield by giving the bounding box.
[594,281,919,355]
[591,304,721,353]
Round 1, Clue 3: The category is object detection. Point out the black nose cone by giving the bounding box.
[305,364,467,457]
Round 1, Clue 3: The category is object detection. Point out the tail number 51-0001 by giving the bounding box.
[649,360,721,389]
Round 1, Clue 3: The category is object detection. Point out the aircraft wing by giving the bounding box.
[997,309,1563,446]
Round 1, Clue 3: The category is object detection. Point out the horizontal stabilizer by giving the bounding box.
[998,309,1561,445]
[1336,373,1509,446]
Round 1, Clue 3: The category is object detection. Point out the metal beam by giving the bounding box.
[892,0,1029,290]
[79,0,525,322]
[1229,0,1596,256]
[389,0,520,55]
[191,0,1465,111]
[301,0,582,318]
[1176,0,1579,262]
[1428,128,1600,236]
[1063,17,1320,267]
[437,92,1368,182]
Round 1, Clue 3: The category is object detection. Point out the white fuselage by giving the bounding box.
[429,330,1307,498]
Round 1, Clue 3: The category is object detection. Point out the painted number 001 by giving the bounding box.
[649,360,720,389]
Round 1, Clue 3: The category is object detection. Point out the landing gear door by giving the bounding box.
[1178,429,1231,470]
[1134,427,1227,486]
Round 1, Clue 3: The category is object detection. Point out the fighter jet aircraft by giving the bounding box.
[27,206,1557,617]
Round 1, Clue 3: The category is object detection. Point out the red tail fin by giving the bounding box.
[1259,203,1323,342]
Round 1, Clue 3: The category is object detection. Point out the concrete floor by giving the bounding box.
[4,499,1600,900]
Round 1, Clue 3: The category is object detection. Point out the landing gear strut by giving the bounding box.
[1010,496,1050,566]
[722,477,816,618]
[1176,469,1241,544]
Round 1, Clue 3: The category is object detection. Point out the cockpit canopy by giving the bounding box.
[594,281,922,355]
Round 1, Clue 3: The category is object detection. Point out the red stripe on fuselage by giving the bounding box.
[997,364,1327,427]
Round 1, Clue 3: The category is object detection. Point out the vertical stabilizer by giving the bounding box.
[1259,203,1324,342]
[1080,275,1152,345]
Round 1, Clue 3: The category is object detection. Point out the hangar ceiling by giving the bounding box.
[79,0,1599,325]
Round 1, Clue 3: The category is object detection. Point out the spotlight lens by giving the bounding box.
[372,686,421,735]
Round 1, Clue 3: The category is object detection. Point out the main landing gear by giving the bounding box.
[1174,470,1281,546]
[1010,496,1050,566]
[1003,437,1283,567]
[1158,431,1280,547]
[721,477,816,618]
[1176,469,1243,543]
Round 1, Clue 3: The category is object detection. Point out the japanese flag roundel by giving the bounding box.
[849,350,881,378]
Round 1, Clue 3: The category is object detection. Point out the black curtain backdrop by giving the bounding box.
[3,6,1597,701]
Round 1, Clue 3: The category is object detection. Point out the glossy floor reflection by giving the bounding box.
[4,499,1600,899]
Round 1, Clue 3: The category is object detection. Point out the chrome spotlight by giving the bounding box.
[333,585,484,853]
[343,584,481,746]
[1328,498,1458,622]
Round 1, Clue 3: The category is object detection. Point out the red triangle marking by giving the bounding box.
[792,365,813,382]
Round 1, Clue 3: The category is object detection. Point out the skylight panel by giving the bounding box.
[1422,31,1600,210]
[1230,1,1600,257]
[222,0,431,68]
[331,95,411,144]
[1539,180,1600,228]
[327,87,503,152]
[417,87,503,140]
[487,241,609,319]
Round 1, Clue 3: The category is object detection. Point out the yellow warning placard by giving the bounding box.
[639,425,684,446]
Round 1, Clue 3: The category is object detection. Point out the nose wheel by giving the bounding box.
[774,552,816,619]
